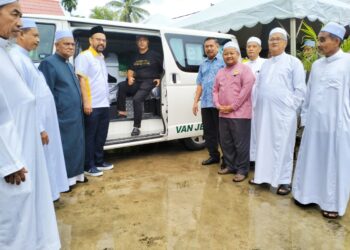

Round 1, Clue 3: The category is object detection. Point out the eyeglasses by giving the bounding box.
[92,37,106,43]
[268,38,285,43]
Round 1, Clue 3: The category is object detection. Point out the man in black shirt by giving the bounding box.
[117,35,163,136]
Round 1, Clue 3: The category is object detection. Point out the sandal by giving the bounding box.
[276,184,291,195]
[248,179,258,185]
[232,174,247,182]
[322,210,338,219]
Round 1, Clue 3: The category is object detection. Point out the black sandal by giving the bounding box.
[322,210,338,219]
[277,184,291,195]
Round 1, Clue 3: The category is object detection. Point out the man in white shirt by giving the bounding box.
[8,18,69,201]
[250,28,306,195]
[292,22,350,219]
[0,1,60,248]
[75,25,114,177]
[244,36,266,165]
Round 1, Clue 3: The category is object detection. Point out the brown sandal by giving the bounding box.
[232,174,247,182]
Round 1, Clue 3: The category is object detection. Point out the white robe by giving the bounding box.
[292,50,350,216]
[9,44,69,201]
[253,52,306,187]
[0,39,60,249]
[245,57,266,161]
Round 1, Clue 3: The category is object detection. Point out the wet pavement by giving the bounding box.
[55,141,350,250]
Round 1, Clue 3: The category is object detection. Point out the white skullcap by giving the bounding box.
[55,30,73,42]
[247,36,261,46]
[269,27,288,40]
[321,22,346,40]
[21,18,37,29]
[0,0,16,6]
[303,40,316,48]
[223,41,240,54]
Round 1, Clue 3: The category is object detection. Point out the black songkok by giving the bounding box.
[90,26,105,37]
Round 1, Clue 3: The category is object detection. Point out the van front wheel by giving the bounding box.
[181,136,205,151]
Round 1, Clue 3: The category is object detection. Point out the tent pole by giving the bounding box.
[290,18,297,56]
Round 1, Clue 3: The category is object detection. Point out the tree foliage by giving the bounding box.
[90,6,119,21]
[107,0,150,23]
[61,0,78,13]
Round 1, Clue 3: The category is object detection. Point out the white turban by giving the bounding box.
[247,36,261,46]
[223,41,240,54]
[0,0,16,6]
[321,22,346,40]
[269,27,288,40]
[21,18,37,29]
[55,30,73,42]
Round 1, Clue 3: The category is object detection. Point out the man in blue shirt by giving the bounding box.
[192,37,225,166]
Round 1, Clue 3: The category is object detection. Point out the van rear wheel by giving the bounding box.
[181,136,205,151]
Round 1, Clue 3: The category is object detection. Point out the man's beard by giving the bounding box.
[95,45,105,52]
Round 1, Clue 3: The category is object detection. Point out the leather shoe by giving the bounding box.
[218,167,235,175]
[201,157,220,165]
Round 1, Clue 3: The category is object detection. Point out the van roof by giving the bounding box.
[23,14,236,39]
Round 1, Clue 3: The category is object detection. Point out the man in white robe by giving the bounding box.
[0,1,60,249]
[8,18,69,201]
[244,36,266,163]
[250,28,306,195]
[292,22,350,219]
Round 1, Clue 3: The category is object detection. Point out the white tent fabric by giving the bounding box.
[174,0,350,32]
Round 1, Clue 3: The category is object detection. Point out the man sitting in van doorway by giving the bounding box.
[116,35,164,136]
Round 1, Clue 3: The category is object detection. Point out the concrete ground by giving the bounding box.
[55,141,350,250]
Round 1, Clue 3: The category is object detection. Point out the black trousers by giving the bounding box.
[84,107,110,170]
[117,80,154,128]
[219,118,251,175]
[201,108,220,160]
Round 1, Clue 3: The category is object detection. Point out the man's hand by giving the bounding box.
[218,105,233,114]
[83,103,93,115]
[4,167,28,185]
[128,77,135,86]
[153,79,160,87]
[41,131,49,145]
[192,102,199,116]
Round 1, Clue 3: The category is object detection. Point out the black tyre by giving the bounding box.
[181,136,205,151]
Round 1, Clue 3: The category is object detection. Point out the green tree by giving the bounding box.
[107,0,150,23]
[61,0,78,13]
[90,6,118,21]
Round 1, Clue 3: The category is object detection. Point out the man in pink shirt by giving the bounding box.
[213,41,255,182]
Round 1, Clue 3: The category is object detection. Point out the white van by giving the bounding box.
[24,15,238,150]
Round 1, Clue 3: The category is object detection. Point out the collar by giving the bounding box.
[205,53,220,62]
[14,44,29,56]
[249,56,260,63]
[89,46,103,57]
[325,49,343,63]
[55,52,69,62]
[271,52,286,63]
[0,37,9,48]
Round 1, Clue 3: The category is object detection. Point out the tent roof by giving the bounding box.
[174,0,350,32]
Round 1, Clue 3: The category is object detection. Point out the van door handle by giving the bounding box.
[172,73,177,84]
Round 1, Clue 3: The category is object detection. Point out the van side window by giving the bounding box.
[29,23,56,62]
[165,33,230,72]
